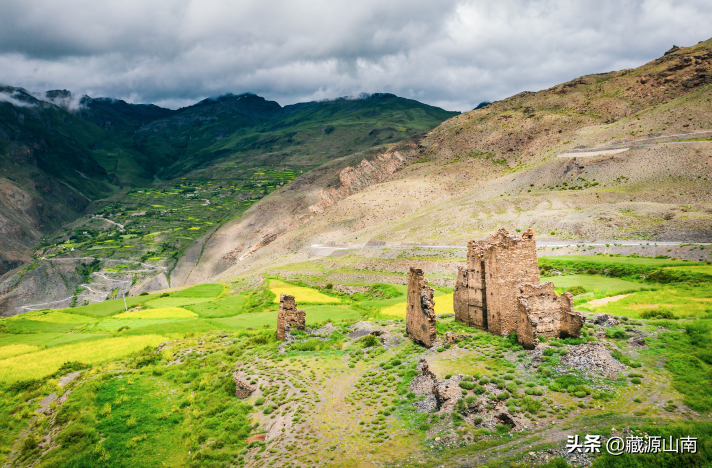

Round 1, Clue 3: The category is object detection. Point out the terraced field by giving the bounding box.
[39,172,299,267]
[2,256,712,467]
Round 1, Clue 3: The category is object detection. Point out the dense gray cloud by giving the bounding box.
[0,0,710,111]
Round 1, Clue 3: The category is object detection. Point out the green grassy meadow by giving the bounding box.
[544,254,695,267]
[1,258,712,468]
[550,275,647,294]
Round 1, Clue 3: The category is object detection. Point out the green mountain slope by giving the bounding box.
[0,87,158,274]
[0,89,458,309]
[132,93,459,180]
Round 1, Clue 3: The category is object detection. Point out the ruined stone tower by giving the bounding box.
[454,228,583,347]
[454,228,539,335]
[516,283,585,349]
[406,267,437,347]
[276,294,306,341]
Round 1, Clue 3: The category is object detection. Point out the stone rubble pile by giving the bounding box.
[593,313,620,328]
[556,342,628,377]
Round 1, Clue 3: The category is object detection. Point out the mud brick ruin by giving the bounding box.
[276,294,306,341]
[453,228,583,349]
[516,283,584,349]
[406,267,437,347]
[454,228,539,335]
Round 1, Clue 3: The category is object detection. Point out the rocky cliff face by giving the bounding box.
[0,259,86,316]
[309,145,416,214]
[180,142,420,283]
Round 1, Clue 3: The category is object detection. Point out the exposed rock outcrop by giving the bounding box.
[309,148,414,214]
[406,267,437,347]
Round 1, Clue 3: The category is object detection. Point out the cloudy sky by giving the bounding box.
[0,0,710,111]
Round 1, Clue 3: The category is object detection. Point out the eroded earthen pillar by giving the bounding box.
[276,294,306,341]
[406,267,437,347]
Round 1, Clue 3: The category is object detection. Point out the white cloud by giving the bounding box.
[0,0,710,111]
[0,90,37,108]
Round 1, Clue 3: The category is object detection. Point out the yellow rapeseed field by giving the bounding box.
[380,293,455,318]
[0,335,168,382]
[380,302,406,318]
[111,307,197,319]
[270,280,340,304]
[10,311,94,323]
[0,344,41,360]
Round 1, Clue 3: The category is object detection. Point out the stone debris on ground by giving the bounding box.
[593,313,621,328]
[346,321,376,339]
[57,371,81,388]
[522,447,594,467]
[232,371,256,399]
[627,336,647,347]
[309,322,336,336]
[442,332,471,344]
[555,342,628,377]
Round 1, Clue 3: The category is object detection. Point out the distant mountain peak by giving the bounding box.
[321,92,397,103]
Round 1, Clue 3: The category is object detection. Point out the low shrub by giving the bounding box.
[606,328,627,339]
[459,381,475,390]
[640,308,677,320]
[565,286,587,296]
[361,334,380,348]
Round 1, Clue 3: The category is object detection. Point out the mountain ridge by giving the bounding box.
[0,88,458,301]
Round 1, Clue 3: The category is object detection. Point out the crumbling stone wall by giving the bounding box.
[453,228,583,347]
[480,228,539,335]
[516,282,584,349]
[276,294,306,341]
[406,267,437,347]
[232,372,256,399]
[559,293,585,339]
[454,243,489,330]
[454,228,538,335]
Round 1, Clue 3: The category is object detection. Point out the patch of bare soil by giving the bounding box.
[587,294,630,307]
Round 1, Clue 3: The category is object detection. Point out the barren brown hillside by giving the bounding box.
[177,40,712,285]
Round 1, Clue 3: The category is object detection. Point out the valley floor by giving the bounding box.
[1,253,712,467]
